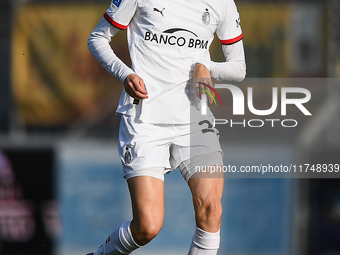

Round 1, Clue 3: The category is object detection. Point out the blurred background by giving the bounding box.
[0,0,339,254]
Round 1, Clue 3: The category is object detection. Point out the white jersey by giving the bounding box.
[103,0,243,124]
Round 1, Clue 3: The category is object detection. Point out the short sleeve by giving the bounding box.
[104,0,138,30]
[216,0,243,45]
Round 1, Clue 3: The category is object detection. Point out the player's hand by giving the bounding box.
[124,73,148,100]
[194,63,215,104]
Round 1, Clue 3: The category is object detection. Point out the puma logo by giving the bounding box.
[153,7,165,16]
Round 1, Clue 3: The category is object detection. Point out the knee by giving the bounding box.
[194,198,222,225]
[131,220,162,246]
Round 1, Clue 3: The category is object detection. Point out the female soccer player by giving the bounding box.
[87,0,245,254]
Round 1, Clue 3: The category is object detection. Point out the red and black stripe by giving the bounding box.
[104,12,128,30]
[220,34,243,45]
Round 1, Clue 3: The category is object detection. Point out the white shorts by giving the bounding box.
[118,114,223,182]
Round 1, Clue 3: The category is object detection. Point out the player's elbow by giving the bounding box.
[239,64,246,81]
[87,33,104,56]
[87,34,95,53]
[234,62,246,82]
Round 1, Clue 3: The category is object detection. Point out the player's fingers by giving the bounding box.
[133,80,148,97]
[125,82,143,99]
[195,80,205,99]
[196,80,213,102]
[194,80,199,99]
[208,79,215,97]
[206,79,215,104]
[126,86,147,100]
[124,74,148,99]
[134,89,149,99]
[198,79,214,104]
[193,63,214,103]
[124,84,137,98]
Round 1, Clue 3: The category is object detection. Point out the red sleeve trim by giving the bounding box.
[220,34,243,45]
[104,12,128,30]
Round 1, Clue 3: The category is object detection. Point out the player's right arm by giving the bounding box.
[87,17,133,83]
[87,0,148,100]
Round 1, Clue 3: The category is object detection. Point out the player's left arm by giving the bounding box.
[210,40,246,82]
[194,39,246,103]
[196,36,246,81]
[197,0,246,82]
[196,40,246,83]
